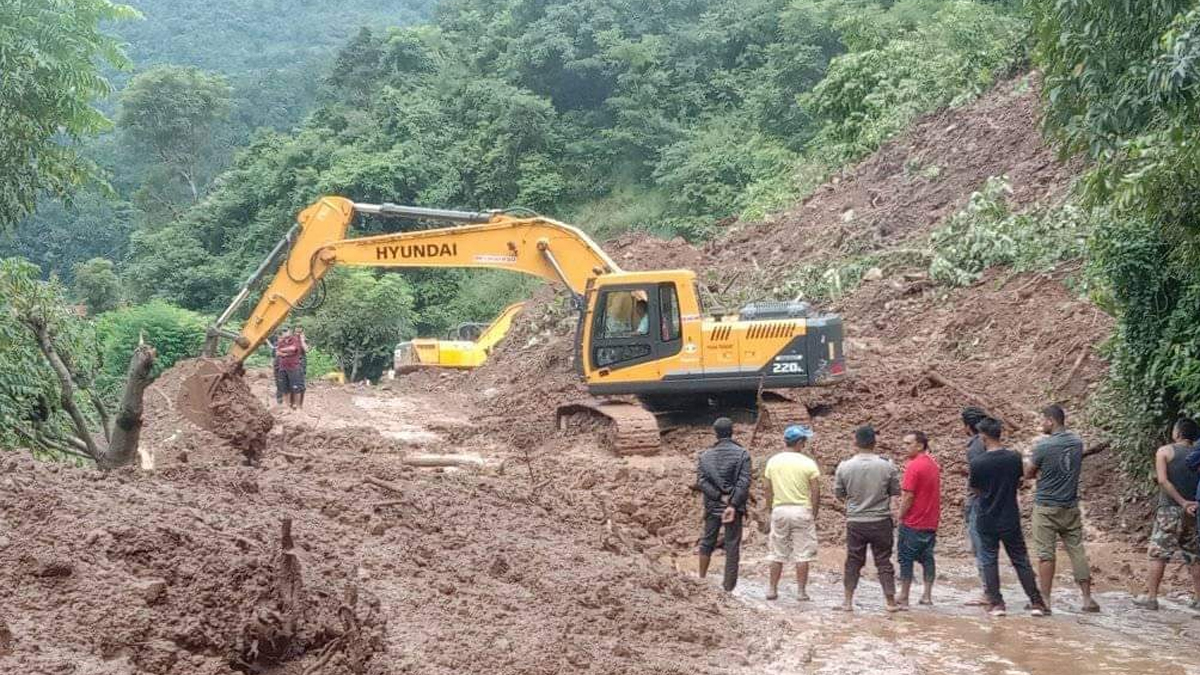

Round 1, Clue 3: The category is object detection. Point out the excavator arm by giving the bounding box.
[206,196,619,362]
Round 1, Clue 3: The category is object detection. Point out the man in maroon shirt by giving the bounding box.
[276,330,304,409]
[897,431,941,607]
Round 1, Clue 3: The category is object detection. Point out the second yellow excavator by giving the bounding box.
[204,197,845,453]
[393,301,526,373]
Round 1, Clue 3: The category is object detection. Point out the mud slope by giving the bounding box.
[713,74,1077,277]
[467,76,1146,547]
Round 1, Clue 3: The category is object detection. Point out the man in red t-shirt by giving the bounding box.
[897,431,941,607]
[276,331,303,409]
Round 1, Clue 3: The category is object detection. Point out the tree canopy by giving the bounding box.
[0,0,139,228]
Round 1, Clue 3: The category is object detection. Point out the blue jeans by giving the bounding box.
[897,525,937,583]
[965,496,986,581]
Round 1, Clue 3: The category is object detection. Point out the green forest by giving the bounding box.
[4,0,1200,474]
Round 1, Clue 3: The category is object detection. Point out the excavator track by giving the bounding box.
[748,390,810,448]
[556,400,661,456]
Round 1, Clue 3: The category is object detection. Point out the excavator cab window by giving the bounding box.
[591,283,683,371]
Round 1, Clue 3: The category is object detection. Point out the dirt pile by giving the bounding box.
[142,358,274,466]
[0,457,384,675]
[0,433,771,674]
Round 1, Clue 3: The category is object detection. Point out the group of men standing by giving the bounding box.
[695,403,1200,616]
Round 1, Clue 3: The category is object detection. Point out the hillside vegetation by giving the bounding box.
[4,0,1200,478]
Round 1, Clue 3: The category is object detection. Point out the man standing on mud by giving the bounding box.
[1133,418,1200,610]
[961,406,990,605]
[276,329,304,410]
[971,418,1048,617]
[762,424,821,601]
[697,417,752,592]
[835,425,900,612]
[1025,404,1100,612]
[897,431,940,608]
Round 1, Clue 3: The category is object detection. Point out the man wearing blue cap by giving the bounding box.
[762,424,822,601]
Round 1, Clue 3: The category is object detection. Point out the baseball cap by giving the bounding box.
[784,425,814,444]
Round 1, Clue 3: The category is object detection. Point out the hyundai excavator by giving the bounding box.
[393,301,526,373]
[203,196,845,453]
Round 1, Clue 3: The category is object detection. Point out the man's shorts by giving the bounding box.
[1148,504,1200,564]
[281,367,306,393]
[766,504,817,564]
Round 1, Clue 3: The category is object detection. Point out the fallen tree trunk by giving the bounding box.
[402,454,484,468]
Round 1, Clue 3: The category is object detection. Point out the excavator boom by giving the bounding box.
[208,197,618,362]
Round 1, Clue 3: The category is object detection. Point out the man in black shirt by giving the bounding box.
[696,417,752,591]
[969,418,1048,617]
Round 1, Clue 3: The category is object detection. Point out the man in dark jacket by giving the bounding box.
[697,417,752,591]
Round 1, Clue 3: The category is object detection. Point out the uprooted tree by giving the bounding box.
[0,258,155,469]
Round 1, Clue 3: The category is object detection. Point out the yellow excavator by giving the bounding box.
[204,197,845,453]
[393,301,526,373]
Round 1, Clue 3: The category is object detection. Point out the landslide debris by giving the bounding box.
[463,76,1142,550]
[0,434,769,674]
[142,358,274,466]
[0,457,384,675]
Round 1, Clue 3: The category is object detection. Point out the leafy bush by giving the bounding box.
[299,269,416,382]
[72,257,122,315]
[95,301,207,389]
[774,256,880,303]
[928,177,1091,286]
[305,347,340,380]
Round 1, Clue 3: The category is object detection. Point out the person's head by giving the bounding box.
[961,406,987,436]
[783,424,813,450]
[854,425,876,451]
[1172,417,1199,444]
[977,417,1003,445]
[902,431,928,459]
[1040,404,1066,434]
[713,417,734,440]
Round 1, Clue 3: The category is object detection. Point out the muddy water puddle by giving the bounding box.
[692,552,1200,674]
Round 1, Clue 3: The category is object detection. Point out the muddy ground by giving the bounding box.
[4,76,1200,674]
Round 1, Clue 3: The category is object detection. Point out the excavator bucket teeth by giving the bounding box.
[556,401,661,456]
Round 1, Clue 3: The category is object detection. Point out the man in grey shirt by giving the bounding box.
[835,425,901,612]
[1024,404,1100,613]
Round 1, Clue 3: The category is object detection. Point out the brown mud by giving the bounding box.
[5,76,1198,674]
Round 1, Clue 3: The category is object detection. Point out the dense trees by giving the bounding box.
[117,66,233,204]
[1031,0,1200,470]
[124,0,1025,334]
[0,0,138,228]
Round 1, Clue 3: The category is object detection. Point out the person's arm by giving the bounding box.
[1156,446,1195,509]
[834,466,847,502]
[809,476,821,523]
[1024,444,1042,480]
[888,464,901,497]
[299,334,309,352]
[730,452,752,510]
[898,490,915,522]
[968,460,983,492]
[696,455,723,502]
[1186,446,1200,472]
